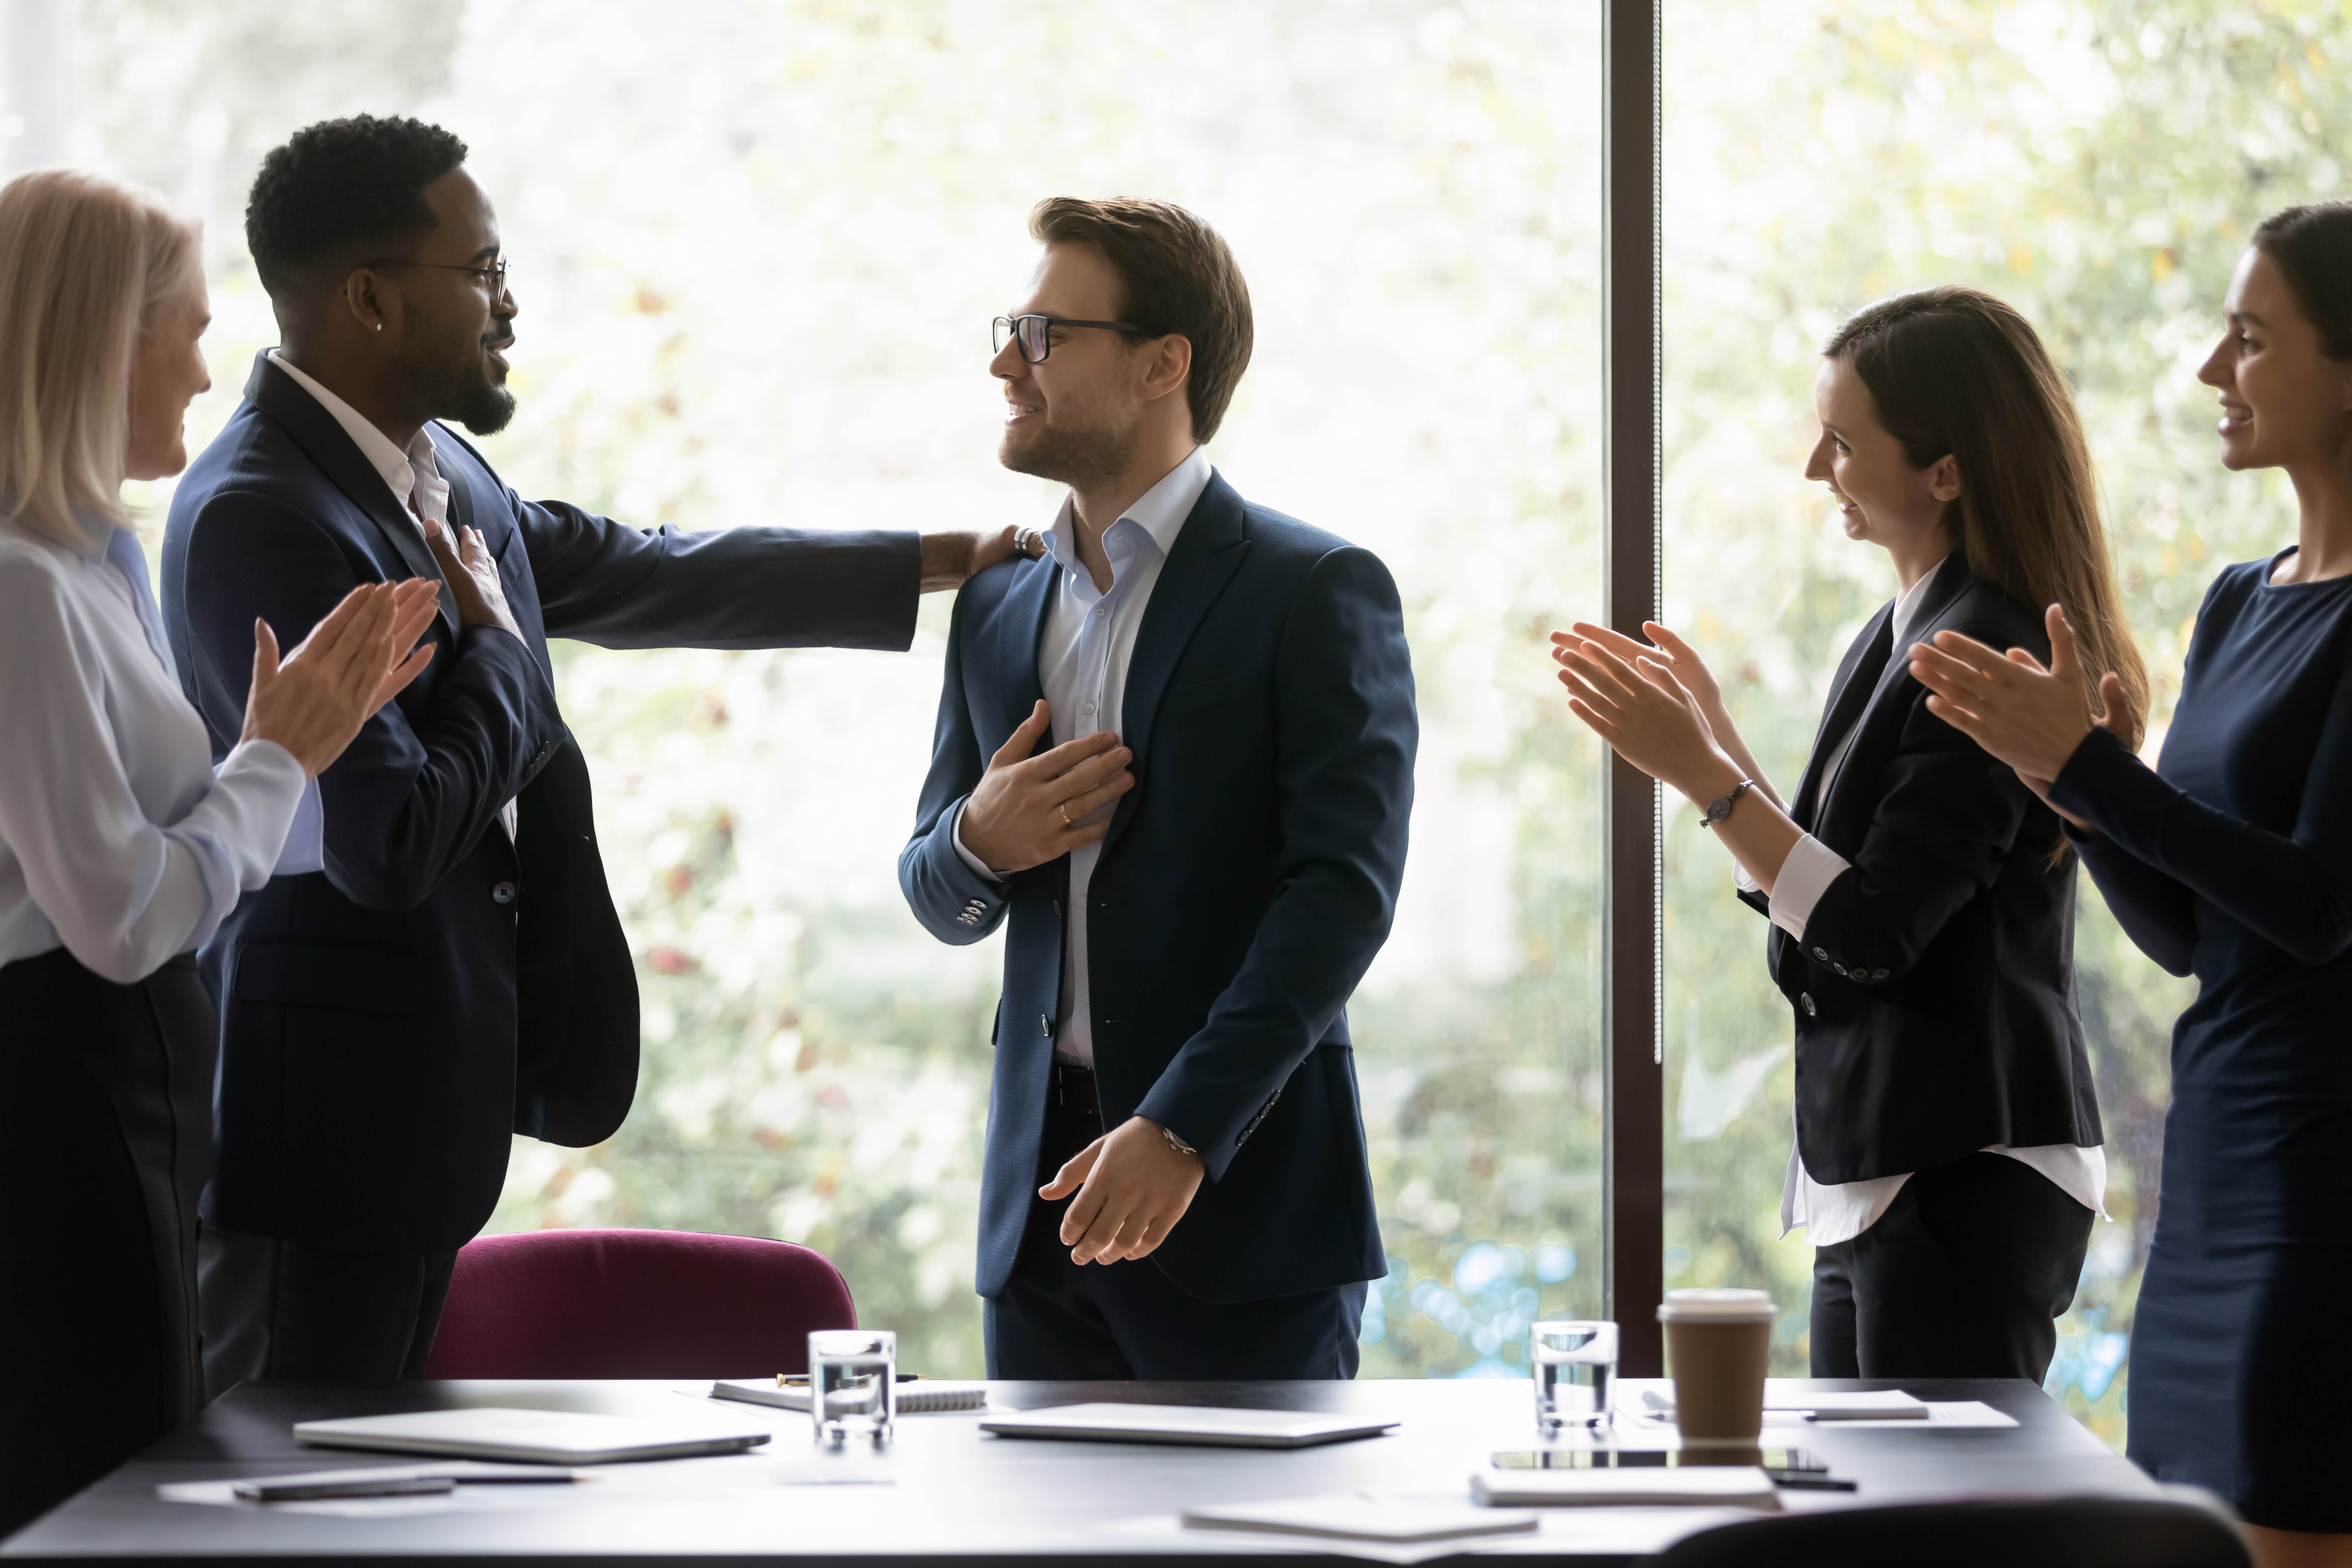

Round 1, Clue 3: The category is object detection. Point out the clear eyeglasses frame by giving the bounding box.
[991,313,1145,363]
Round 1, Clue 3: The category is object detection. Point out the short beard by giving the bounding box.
[415,331,517,436]
[998,417,1126,491]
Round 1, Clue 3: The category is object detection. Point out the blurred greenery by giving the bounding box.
[54,0,2342,1437]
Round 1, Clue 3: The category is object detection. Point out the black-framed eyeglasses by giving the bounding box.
[365,255,512,299]
[992,313,1143,363]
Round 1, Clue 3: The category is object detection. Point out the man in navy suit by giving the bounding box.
[162,115,1019,1385]
[899,198,1417,1378]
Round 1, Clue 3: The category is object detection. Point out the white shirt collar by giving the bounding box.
[267,349,446,521]
[1041,445,1214,592]
[1889,551,1953,650]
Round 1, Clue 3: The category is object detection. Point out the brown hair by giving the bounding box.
[0,169,203,552]
[2250,202,2352,361]
[1028,196,1253,442]
[1824,286,2150,754]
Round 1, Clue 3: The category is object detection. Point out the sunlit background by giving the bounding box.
[25,0,2341,1449]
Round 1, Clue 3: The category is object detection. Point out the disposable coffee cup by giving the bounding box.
[1657,1288,1774,1443]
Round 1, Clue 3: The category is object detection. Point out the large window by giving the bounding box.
[68,0,1606,1381]
[41,0,2341,1441]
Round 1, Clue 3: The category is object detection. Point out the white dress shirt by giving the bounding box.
[0,519,306,984]
[951,445,1214,1066]
[265,350,514,867]
[1738,556,2108,1243]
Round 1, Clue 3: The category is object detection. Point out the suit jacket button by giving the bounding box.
[1041,1015,1053,1037]
[492,881,518,905]
[1812,946,1828,960]
[1832,962,1848,977]
[1799,992,1817,1017]
[1873,968,1890,980]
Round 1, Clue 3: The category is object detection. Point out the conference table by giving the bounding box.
[2,1376,2157,1565]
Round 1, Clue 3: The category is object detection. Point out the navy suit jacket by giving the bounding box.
[162,352,919,1254]
[899,473,1415,1304]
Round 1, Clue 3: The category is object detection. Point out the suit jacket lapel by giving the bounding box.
[997,552,1057,741]
[1101,474,1250,857]
[1790,602,1893,832]
[243,352,459,634]
[1815,554,1976,824]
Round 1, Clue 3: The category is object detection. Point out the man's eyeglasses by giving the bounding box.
[365,256,513,300]
[992,313,1143,364]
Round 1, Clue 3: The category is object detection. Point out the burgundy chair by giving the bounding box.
[423,1228,856,1379]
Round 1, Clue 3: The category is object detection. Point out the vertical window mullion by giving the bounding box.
[1602,0,1665,1380]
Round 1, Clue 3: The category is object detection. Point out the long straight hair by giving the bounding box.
[1824,286,2150,751]
[0,169,203,551]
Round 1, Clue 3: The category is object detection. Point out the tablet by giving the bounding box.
[979,1403,1398,1449]
[293,1407,773,1464]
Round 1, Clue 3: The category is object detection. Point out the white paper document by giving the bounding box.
[1183,1493,1539,1543]
[1471,1466,1781,1508]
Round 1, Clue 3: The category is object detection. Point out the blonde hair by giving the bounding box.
[0,169,203,551]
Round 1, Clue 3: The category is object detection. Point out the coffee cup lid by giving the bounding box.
[1656,1288,1775,1323]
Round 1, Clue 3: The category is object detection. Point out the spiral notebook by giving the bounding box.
[711,1378,990,1414]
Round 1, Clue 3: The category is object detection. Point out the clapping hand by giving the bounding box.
[240,579,441,778]
[1905,604,2124,826]
[1550,625,1737,801]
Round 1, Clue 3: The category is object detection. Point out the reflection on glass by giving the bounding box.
[1660,0,2340,1448]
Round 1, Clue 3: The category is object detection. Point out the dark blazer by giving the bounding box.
[160,352,919,1255]
[899,473,1415,1304]
[1745,553,2102,1185]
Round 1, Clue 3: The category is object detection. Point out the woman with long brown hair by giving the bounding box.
[1553,285,2145,1380]
[1913,209,2352,1564]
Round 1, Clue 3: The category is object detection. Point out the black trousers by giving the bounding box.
[199,1228,457,1394]
[984,1062,1366,1380]
[0,950,215,1536]
[1810,1150,2094,1380]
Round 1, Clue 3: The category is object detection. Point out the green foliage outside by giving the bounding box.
[63,0,2349,1448]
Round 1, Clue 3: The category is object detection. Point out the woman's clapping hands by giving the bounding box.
[239,579,440,778]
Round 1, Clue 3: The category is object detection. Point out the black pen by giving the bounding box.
[1768,1473,1859,1491]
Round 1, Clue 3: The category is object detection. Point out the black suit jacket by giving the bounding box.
[898,474,1416,1304]
[160,352,919,1254]
[1745,554,2102,1184]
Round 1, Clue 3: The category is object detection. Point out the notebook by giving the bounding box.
[979,1403,1398,1449]
[1470,1466,1780,1508]
[293,1407,772,1464]
[1185,1494,1540,1543]
[711,1378,990,1414]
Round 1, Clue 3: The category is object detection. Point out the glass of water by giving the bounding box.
[807,1329,896,1446]
[1532,1320,1617,1432]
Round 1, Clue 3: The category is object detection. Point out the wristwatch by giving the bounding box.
[1698,778,1756,831]
[1161,1124,1199,1158]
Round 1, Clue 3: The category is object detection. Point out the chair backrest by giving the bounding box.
[1657,1495,2250,1568]
[423,1228,857,1379]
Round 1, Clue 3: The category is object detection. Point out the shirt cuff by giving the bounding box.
[1766,833,1851,943]
[950,800,1005,884]
[271,776,325,876]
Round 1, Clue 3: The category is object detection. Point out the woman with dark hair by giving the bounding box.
[1553,285,2144,1381]
[1913,209,2352,1562]
[0,170,437,1534]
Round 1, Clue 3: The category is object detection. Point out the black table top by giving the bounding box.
[2,1376,2155,1565]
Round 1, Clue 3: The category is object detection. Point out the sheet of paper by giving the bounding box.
[1185,1493,1539,1543]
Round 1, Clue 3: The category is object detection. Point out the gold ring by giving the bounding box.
[1059,803,1073,826]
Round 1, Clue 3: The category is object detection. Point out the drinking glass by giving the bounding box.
[808,1329,896,1446]
[1531,1320,1617,1432]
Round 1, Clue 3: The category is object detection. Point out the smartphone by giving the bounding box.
[234,1475,456,1502]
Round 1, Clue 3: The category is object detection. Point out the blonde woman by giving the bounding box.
[0,170,436,1532]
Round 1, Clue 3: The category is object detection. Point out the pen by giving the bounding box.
[777,1373,923,1386]
[1768,1473,1859,1491]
